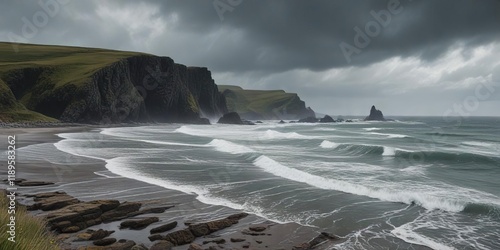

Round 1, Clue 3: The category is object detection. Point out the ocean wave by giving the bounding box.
[320,140,340,149]
[462,141,496,148]
[462,203,500,219]
[104,157,245,210]
[395,150,500,164]
[253,155,471,212]
[139,139,206,147]
[368,132,408,138]
[262,130,310,140]
[424,132,471,138]
[207,139,255,154]
[326,142,499,164]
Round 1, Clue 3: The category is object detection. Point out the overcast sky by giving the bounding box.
[1,0,500,116]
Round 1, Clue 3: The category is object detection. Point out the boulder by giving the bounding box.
[206,219,234,232]
[131,244,148,250]
[231,238,245,242]
[150,221,177,234]
[203,238,226,244]
[189,223,210,237]
[77,229,114,241]
[16,180,54,186]
[93,238,116,246]
[319,115,335,123]
[298,116,318,123]
[150,241,174,250]
[309,232,337,247]
[279,120,286,124]
[120,217,159,229]
[101,202,142,222]
[164,229,196,245]
[364,105,386,121]
[249,226,267,232]
[226,212,248,221]
[188,243,203,250]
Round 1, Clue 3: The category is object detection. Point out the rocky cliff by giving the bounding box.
[0,43,227,123]
[218,85,315,120]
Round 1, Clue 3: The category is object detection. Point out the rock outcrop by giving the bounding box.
[319,115,335,123]
[26,191,173,234]
[217,112,254,125]
[364,105,386,121]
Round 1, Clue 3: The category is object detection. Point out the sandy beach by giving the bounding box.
[0,126,338,250]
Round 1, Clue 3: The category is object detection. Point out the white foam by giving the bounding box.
[382,146,396,156]
[391,223,456,250]
[253,155,467,212]
[263,130,309,140]
[320,140,340,149]
[105,157,244,209]
[363,127,382,131]
[140,139,205,147]
[315,128,337,131]
[208,139,255,154]
[462,141,494,147]
[369,132,408,138]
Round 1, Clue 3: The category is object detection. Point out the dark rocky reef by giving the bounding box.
[319,115,335,123]
[217,112,255,125]
[298,116,319,123]
[364,105,386,121]
[2,55,227,124]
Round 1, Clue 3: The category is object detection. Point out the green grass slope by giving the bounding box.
[0,42,145,122]
[219,85,314,120]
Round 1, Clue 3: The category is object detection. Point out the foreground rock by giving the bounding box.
[150,221,178,234]
[364,105,386,121]
[292,232,338,250]
[5,179,55,186]
[149,213,249,246]
[76,229,115,241]
[26,192,173,234]
[120,217,159,229]
[217,112,254,125]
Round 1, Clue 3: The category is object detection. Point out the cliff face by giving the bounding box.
[1,50,227,123]
[219,85,315,120]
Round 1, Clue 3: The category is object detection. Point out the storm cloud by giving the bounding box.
[1,0,499,116]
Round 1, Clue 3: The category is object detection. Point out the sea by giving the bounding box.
[37,117,500,249]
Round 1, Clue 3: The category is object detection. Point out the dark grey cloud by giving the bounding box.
[1,0,499,115]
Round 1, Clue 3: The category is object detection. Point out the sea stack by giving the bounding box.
[364,105,386,121]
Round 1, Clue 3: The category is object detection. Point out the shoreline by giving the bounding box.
[0,126,339,249]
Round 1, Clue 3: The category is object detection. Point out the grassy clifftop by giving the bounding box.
[219,85,315,120]
[0,42,144,122]
[0,42,227,123]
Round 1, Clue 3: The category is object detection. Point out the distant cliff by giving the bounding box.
[0,42,227,123]
[219,85,315,120]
